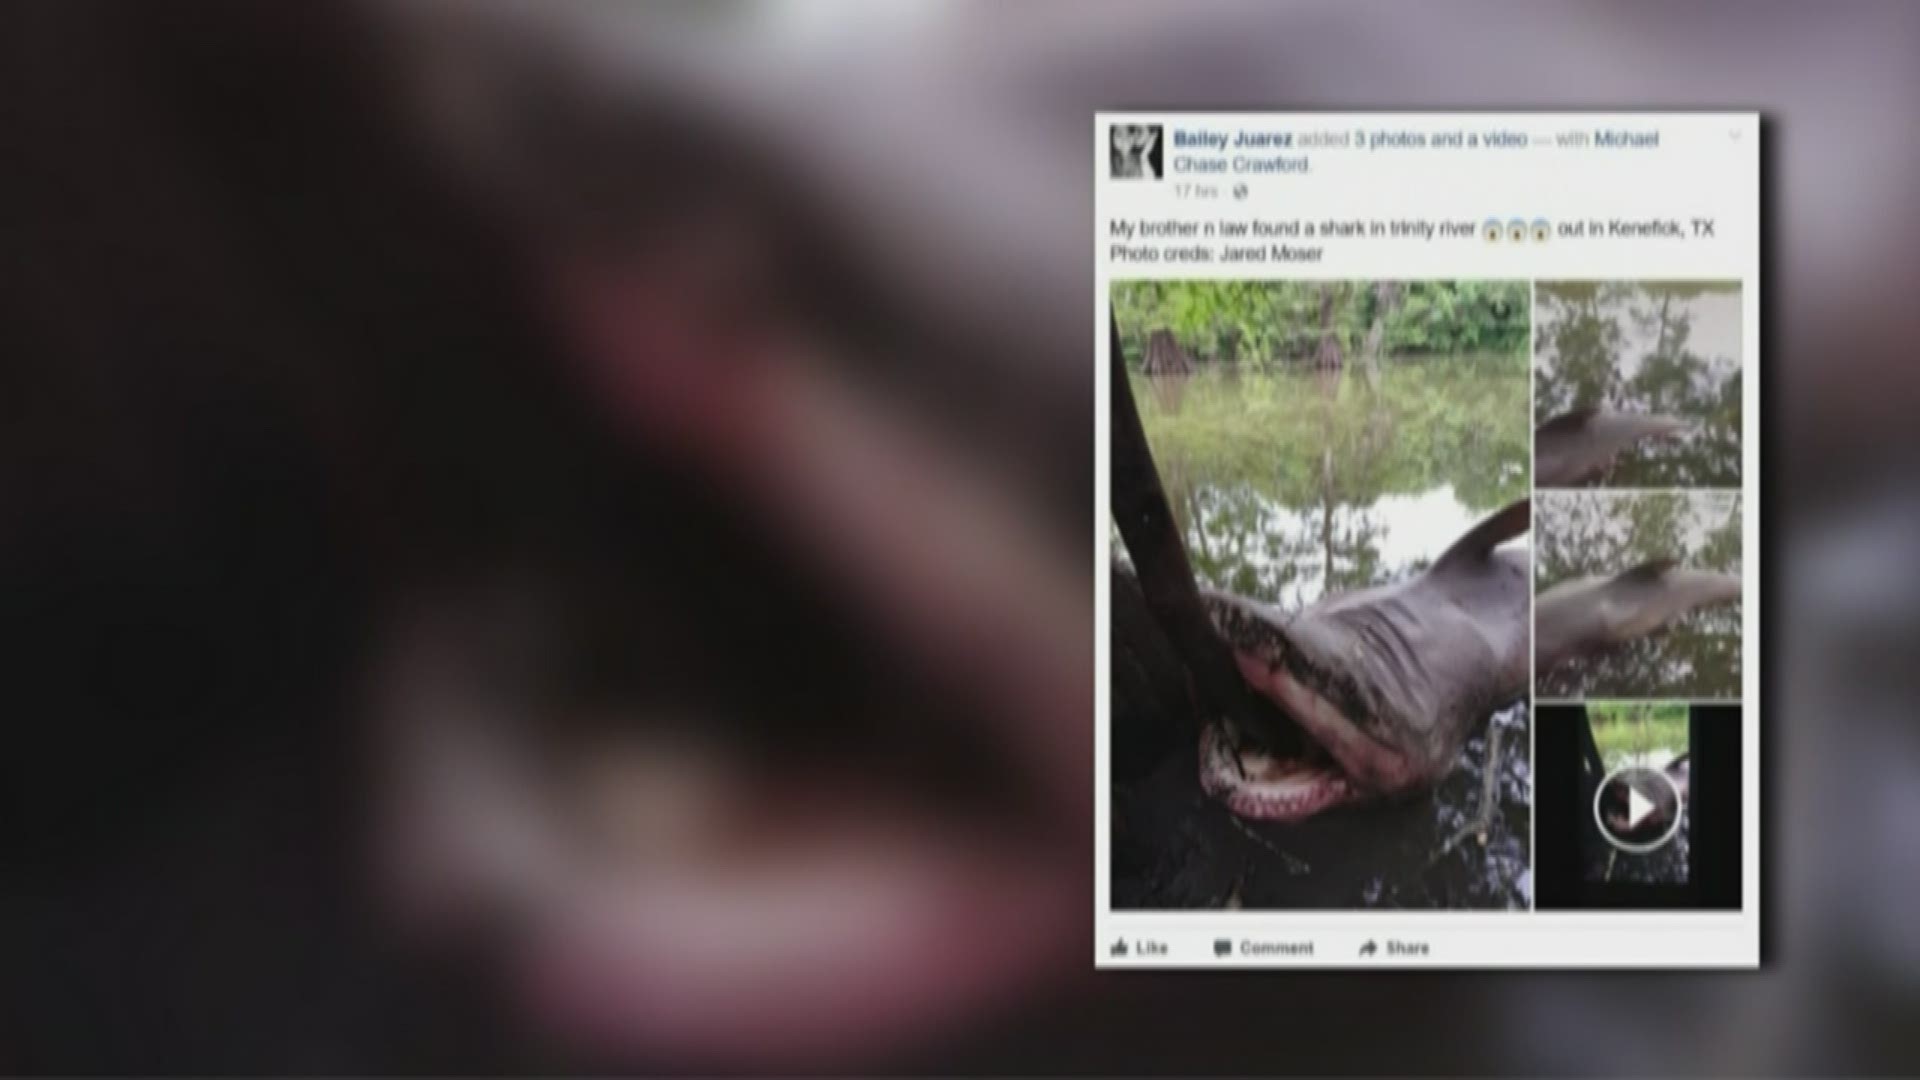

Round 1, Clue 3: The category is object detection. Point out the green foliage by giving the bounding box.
[1381,280,1530,354]
[1112,280,1529,366]
[1587,701,1690,768]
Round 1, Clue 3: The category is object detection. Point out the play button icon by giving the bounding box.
[1594,764,1684,853]
[1626,785,1656,829]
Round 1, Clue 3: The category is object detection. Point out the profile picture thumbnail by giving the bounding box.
[1111,123,1163,180]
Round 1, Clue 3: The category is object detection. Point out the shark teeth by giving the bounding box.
[1198,722,1355,822]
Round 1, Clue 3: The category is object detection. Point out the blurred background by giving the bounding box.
[2,0,1917,1073]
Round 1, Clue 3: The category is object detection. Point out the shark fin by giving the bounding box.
[1435,498,1531,571]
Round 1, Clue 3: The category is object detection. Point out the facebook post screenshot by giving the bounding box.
[1096,114,1759,968]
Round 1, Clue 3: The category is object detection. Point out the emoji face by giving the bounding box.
[1507,218,1528,243]
[1532,217,1551,242]
[1484,218,1503,242]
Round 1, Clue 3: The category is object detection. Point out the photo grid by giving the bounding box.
[1095,112,1759,965]
[1104,278,1751,916]
[1530,281,1746,910]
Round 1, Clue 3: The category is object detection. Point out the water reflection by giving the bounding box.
[1136,357,1530,607]
[1534,281,1743,488]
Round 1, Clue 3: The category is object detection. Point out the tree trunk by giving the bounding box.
[1313,284,1344,369]
[1110,313,1303,753]
[1363,282,1403,363]
[1143,327,1195,376]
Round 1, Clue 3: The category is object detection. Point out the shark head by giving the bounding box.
[1194,501,1532,822]
[1535,407,1693,487]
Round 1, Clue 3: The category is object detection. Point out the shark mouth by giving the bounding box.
[1196,644,1401,822]
[1198,718,1357,822]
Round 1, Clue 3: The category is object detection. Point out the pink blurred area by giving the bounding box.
[3,0,1919,1073]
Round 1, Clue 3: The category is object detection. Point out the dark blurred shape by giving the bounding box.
[3,0,1920,1074]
